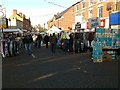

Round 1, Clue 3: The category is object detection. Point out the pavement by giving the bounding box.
[2,45,119,88]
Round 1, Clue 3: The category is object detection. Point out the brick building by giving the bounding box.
[9,9,31,31]
[47,3,78,32]
[47,0,120,32]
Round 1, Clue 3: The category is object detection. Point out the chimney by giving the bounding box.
[23,14,26,18]
[19,12,22,17]
[13,9,17,15]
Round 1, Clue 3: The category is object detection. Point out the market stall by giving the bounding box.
[92,28,120,62]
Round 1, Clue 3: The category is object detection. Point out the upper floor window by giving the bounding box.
[90,0,93,5]
[98,6,103,17]
[76,4,79,11]
[82,1,85,8]
[99,0,103,2]
[89,9,92,18]
[81,12,85,21]
[89,0,97,6]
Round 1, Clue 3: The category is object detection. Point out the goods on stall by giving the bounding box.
[92,28,120,62]
[102,51,112,62]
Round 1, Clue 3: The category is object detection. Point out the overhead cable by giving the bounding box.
[42,0,67,8]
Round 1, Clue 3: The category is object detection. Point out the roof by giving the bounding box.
[54,1,82,20]
[54,8,70,19]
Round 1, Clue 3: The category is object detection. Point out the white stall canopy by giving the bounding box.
[47,26,62,34]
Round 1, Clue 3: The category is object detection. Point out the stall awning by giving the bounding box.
[3,29,23,33]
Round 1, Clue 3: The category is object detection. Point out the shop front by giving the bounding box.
[87,16,120,62]
[86,18,107,29]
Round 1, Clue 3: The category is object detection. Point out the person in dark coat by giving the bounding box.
[74,31,83,53]
[36,33,42,48]
[69,33,74,52]
[44,34,49,48]
[50,33,57,53]
[24,31,33,55]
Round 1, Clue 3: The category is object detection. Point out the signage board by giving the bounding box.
[110,12,120,25]
[88,17,100,28]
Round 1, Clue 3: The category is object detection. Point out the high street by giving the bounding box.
[2,46,119,88]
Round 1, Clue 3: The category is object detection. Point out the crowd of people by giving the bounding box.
[1,30,95,58]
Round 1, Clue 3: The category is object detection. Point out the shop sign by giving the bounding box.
[110,12,120,25]
[88,17,100,28]
[75,22,81,30]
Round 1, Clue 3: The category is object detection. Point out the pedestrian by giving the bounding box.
[9,33,16,56]
[69,33,74,52]
[64,32,70,52]
[91,38,97,59]
[74,30,83,53]
[24,31,33,55]
[32,34,37,47]
[61,31,67,51]
[50,33,57,53]
[15,33,21,54]
[21,34,26,48]
[44,34,49,48]
[36,33,42,48]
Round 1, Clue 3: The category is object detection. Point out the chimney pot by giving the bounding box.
[13,9,17,15]
[19,12,22,17]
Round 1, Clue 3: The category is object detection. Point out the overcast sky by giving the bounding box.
[1,0,79,28]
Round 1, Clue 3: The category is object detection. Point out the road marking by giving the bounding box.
[31,53,36,58]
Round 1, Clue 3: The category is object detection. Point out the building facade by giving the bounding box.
[47,3,78,32]
[9,9,31,31]
[47,0,120,32]
[77,0,120,29]
[23,15,32,31]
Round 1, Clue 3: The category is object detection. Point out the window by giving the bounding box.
[89,0,97,5]
[81,12,85,21]
[76,4,79,11]
[98,6,103,17]
[82,1,85,8]
[89,9,92,18]
[90,0,93,5]
[99,0,103,2]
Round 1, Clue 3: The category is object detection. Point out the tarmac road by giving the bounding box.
[2,46,119,88]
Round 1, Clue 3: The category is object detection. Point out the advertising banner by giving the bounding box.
[110,12,120,25]
[88,17,100,28]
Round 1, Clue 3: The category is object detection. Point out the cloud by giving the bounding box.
[26,8,64,26]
